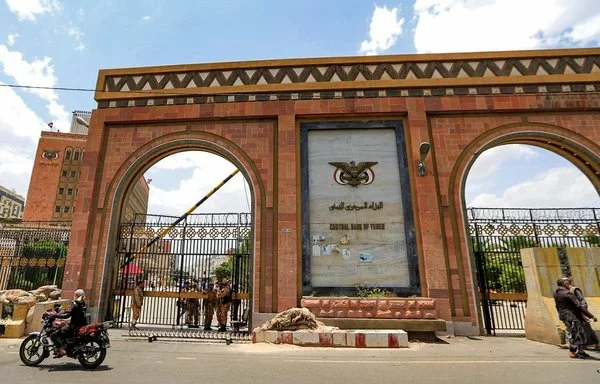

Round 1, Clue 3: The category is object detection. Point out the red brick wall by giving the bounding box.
[23,132,87,222]
[62,93,600,331]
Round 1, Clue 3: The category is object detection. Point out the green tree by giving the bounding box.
[214,257,232,282]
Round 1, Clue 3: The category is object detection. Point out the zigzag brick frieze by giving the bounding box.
[103,56,600,93]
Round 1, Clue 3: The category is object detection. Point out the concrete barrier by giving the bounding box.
[253,329,409,348]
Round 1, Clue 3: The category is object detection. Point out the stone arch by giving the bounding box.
[446,122,600,329]
[93,130,266,321]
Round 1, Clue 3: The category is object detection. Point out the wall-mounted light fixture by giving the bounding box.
[75,116,90,128]
[418,142,431,177]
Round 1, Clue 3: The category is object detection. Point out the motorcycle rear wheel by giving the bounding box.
[19,335,46,367]
[77,340,106,369]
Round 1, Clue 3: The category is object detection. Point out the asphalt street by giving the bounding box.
[1,335,599,384]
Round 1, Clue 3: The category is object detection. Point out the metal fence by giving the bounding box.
[0,222,71,291]
[467,207,600,334]
[110,213,252,330]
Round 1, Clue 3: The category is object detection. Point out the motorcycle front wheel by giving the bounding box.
[77,340,106,370]
[19,335,46,367]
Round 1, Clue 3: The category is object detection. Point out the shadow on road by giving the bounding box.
[29,363,113,372]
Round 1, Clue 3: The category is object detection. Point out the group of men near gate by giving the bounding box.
[181,278,232,332]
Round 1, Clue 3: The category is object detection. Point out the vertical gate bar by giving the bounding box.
[530,209,540,246]
[474,223,493,335]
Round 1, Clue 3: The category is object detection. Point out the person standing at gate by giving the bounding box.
[202,278,217,331]
[186,281,200,327]
[566,277,600,351]
[553,277,597,359]
[130,280,144,330]
[216,279,232,332]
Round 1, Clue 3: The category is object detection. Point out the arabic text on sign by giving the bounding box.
[329,202,384,211]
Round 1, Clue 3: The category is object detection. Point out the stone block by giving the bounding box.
[332,332,347,347]
[318,333,333,346]
[3,319,25,338]
[421,309,437,319]
[279,331,293,344]
[319,309,335,317]
[330,299,349,309]
[404,310,423,319]
[376,310,394,319]
[321,299,331,308]
[359,300,377,309]
[406,300,417,309]
[335,310,348,317]
[388,300,406,309]
[301,299,321,308]
[264,331,279,343]
[293,332,320,346]
[416,300,436,309]
[349,299,360,309]
[363,311,375,318]
[347,310,364,318]
[377,300,391,310]
[252,331,265,343]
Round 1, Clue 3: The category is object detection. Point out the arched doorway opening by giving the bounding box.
[101,142,257,333]
[455,128,600,335]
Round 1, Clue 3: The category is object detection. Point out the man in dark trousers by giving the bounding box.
[553,277,597,359]
[52,289,88,357]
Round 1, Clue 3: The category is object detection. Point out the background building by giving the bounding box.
[0,185,25,220]
[23,111,149,223]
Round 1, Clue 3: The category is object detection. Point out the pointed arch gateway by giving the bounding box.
[448,122,600,334]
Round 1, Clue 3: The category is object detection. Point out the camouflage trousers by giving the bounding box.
[217,303,230,325]
[186,300,199,325]
[203,300,216,326]
[132,304,142,321]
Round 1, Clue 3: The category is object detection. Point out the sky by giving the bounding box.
[0,0,599,216]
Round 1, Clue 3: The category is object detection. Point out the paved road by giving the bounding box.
[1,336,599,383]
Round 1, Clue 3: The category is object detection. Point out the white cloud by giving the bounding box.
[0,148,34,196]
[359,5,404,55]
[146,152,251,216]
[142,15,151,21]
[413,0,600,53]
[0,44,70,131]
[6,33,19,46]
[151,152,205,170]
[467,144,539,182]
[468,167,600,208]
[5,0,62,22]
[66,25,85,51]
[0,83,46,197]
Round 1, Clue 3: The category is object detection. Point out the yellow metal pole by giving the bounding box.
[120,168,240,268]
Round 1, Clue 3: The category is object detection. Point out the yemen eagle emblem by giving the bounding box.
[328,161,378,187]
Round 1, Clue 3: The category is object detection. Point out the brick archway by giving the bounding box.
[94,133,266,321]
[447,122,600,328]
[60,48,600,334]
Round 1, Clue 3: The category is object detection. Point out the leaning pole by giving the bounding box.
[120,168,241,268]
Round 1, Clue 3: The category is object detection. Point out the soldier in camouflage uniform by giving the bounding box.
[186,281,200,327]
[216,279,232,332]
[202,278,217,331]
[130,280,144,330]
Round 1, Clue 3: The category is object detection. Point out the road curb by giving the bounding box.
[253,329,409,348]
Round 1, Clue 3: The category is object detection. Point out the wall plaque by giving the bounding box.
[306,128,409,288]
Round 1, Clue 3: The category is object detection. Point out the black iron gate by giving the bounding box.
[0,222,70,291]
[111,213,252,330]
[468,208,600,335]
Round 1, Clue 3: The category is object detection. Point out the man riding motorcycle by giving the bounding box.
[50,289,88,357]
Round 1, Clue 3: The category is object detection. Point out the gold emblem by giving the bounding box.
[328,161,378,187]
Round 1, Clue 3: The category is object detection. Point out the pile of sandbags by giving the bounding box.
[0,285,61,309]
[254,307,339,332]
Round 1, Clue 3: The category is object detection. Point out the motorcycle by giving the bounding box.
[19,307,111,369]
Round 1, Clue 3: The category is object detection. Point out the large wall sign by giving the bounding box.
[300,121,418,296]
